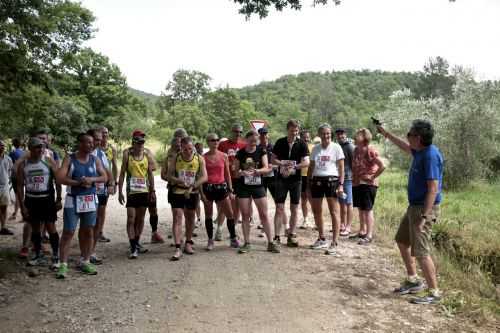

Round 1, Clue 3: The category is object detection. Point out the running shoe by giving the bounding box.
[171,248,182,261]
[325,242,339,256]
[90,255,103,265]
[393,279,425,295]
[206,239,215,251]
[349,233,366,240]
[129,249,139,259]
[258,230,265,238]
[410,291,441,305]
[81,262,97,275]
[310,239,329,250]
[214,227,223,241]
[18,247,29,259]
[50,256,60,271]
[98,234,111,243]
[257,224,263,230]
[136,243,149,254]
[151,232,165,244]
[299,219,309,229]
[287,236,299,248]
[267,241,280,253]
[238,243,251,254]
[27,254,48,267]
[230,238,240,248]
[56,263,68,279]
[0,228,14,235]
[184,242,194,255]
[358,237,373,245]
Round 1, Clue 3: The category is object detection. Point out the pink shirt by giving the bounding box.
[204,151,226,184]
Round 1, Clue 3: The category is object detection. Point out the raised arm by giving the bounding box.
[377,125,411,154]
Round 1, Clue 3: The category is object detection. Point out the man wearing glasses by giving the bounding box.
[377,120,444,305]
[218,124,247,225]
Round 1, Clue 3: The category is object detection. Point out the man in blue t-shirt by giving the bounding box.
[377,120,444,305]
[8,138,24,220]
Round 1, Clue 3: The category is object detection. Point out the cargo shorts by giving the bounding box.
[395,205,440,257]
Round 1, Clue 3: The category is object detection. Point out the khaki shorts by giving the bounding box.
[395,205,440,257]
[0,189,10,206]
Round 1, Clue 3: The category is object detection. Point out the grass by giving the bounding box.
[375,169,500,322]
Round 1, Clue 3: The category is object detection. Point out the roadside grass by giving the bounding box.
[376,169,500,322]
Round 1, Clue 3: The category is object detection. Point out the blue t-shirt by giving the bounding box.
[408,145,444,206]
[9,148,24,164]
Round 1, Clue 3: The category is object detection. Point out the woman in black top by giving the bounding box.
[234,131,280,254]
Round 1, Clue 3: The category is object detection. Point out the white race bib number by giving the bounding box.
[76,195,96,213]
[317,155,331,171]
[26,176,48,192]
[244,175,262,185]
[179,170,196,187]
[96,182,106,195]
[130,177,147,192]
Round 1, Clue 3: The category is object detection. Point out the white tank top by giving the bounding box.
[24,159,52,197]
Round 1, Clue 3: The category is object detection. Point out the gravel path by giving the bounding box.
[0,177,483,332]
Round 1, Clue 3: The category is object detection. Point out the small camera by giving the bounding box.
[371,117,381,126]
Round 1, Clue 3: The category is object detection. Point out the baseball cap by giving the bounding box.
[258,127,269,135]
[132,136,146,144]
[335,128,347,133]
[28,137,44,148]
[132,129,146,138]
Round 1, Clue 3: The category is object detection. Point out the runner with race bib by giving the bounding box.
[234,130,280,254]
[118,130,156,259]
[56,133,107,279]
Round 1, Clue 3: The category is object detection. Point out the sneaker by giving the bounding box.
[238,243,251,254]
[410,291,442,305]
[214,228,223,241]
[358,237,373,245]
[267,241,280,253]
[81,262,97,275]
[230,238,240,248]
[339,229,351,237]
[287,236,299,248]
[258,230,265,238]
[90,255,103,265]
[257,224,263,230]
[310,239,329,250]
[393,279,425,295]
[0,228,14,235]
[50,256,60,271]
[349,233,366,240]
[171,248,182,261]
[56,263,69,279]
[136,243,149,254]
[98,234,111,243]
[19,247,29,259]
[129,249,139,259]
[206,239,214,251]
[299,219,309,229]
[151,232,165,244]
[184,242,194,255]
[325,242,339,256]
[27,255,47,267]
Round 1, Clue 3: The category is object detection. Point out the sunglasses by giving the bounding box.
[209,139,220,142]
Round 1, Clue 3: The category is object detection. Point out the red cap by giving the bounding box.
[132,129,145,137]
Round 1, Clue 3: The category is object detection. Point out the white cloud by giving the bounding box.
[82,0,500,94]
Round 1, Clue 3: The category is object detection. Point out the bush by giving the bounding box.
[379,72,500,189]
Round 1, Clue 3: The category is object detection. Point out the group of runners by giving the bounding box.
[0,117,444,304]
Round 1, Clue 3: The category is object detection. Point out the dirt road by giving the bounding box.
[0,177,483,332]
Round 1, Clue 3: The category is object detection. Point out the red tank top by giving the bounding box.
[204,151,225,184]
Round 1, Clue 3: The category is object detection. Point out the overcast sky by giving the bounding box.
[81,0,500,94]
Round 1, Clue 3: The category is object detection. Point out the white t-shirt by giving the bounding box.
[310,143,345,177]
[0,155,13,193]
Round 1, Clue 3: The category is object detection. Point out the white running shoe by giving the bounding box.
[310,239,329,250]
[129,249,139,259]
[325,242,339,256]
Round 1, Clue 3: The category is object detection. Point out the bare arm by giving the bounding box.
[146,151,156,192]
[16,162,26,215]
[371,156,386,180]
[193,158,208,189]
[166,155,182,186]
[377,125,411,154]
[111,146,118,183]
[223,154,233,191]
[256,154,271,175]
[337,159,345,185]
[296,156,310,170]
[94,158,108,184]
[423,180,439,218]
[118,150,128,196]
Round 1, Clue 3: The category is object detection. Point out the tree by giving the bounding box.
[415,56,456,99]
[0,0,94,92]
[161,70,211,109]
